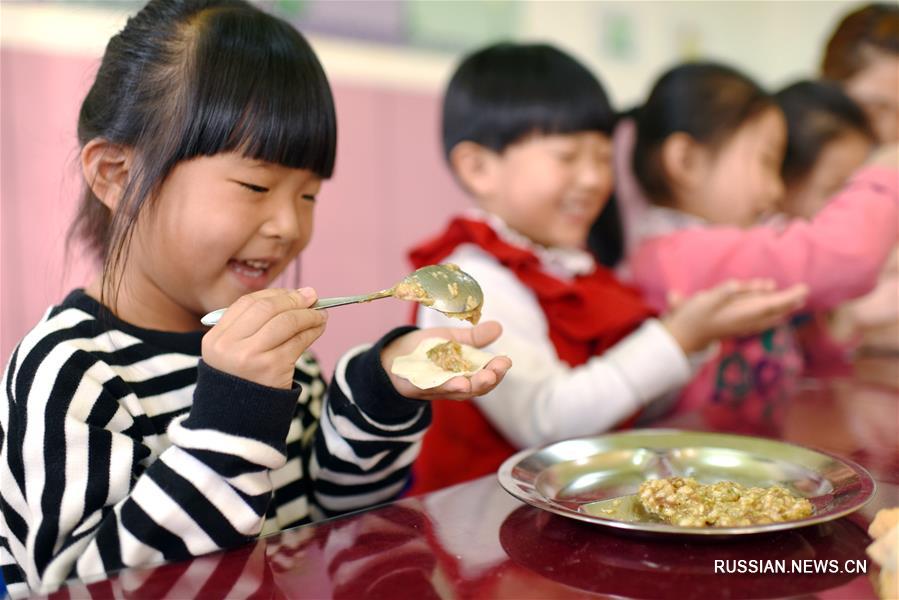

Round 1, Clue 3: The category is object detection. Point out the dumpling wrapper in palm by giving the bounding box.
[390,337,496,390]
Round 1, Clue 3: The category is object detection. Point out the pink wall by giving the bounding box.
[1,49,98,365]
[0,47,468,374]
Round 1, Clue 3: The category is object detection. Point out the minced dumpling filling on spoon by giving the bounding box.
[390,337,495,389]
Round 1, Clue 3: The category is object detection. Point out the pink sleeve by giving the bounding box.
[629,166,899,312]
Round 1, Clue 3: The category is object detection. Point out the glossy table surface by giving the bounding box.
[46,357,898,599]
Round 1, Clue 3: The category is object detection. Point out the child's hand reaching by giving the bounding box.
[381,321,513,400]
[662,280,809,354]
[202,287,328,389]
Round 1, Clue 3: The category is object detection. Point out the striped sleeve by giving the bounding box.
[1,319,432,597]
[0,337,299,596]
[308,326,432,517]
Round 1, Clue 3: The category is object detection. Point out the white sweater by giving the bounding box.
[416,212,693,449]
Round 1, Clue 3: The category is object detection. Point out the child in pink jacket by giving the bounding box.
[625,63,898,426]
[777,80,898,358]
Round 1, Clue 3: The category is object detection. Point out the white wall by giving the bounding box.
[3,1,862,102]
[518,1,859,109]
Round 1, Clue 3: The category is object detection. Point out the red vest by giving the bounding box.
[407,218,655,495]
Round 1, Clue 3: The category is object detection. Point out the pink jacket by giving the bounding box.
[627,166,899,313]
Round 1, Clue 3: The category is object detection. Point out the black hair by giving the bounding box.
[441,42,616,160]
[633,62,775,205]
[587,105,645,267]
[69,0,336,307]
[587,192,624,268]
[822,3,899,81]
[776,80,875,185]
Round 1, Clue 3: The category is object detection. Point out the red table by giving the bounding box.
[46,357,898,599]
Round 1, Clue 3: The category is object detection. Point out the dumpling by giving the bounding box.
[390,337,495,389]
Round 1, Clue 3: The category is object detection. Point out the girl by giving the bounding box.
[627,62,898,418]
[0,0,510,596]
[821,2,899,144]
[778,80,876,220]
[777,80,897,355]
[406,43,808,493]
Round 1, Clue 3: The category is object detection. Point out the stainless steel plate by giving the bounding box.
[497,430,875,536]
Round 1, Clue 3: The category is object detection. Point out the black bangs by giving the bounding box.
[177,7,337,177]
[443,43,615,158]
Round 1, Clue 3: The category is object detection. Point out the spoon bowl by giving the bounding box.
[200,264,484,326]
[394,264,483,315]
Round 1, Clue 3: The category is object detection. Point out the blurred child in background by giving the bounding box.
[822,2,899,144]
[626,62,898,422]
[818,3,899,352]
[778,80,876,220]
[777,80,898,357]
[405,44,808,493]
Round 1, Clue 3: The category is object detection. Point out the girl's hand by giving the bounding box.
[662,280,809,354]
[202,287,328,389]
[381,321,513,400]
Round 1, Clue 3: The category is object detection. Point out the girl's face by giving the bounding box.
[483,131,613,249]
[121,152,321,331]
[782,131,872,220]
[686,108,787,228]
[844,53,899,144]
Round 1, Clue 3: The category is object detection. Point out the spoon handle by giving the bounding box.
[312,289,393,309]
[200,289,393,326]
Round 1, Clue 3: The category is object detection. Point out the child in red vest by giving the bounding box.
[406,43,809,494]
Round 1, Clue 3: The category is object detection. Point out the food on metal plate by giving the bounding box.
[638,477,813,528]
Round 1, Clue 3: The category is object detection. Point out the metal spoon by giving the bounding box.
[200,264,484,326]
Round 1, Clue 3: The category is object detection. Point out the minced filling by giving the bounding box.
[393,280,434,306]
[638,477,813,528]
[426,340,475,372]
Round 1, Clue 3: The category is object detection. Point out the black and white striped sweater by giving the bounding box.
[0,290,430,597]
